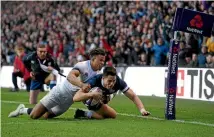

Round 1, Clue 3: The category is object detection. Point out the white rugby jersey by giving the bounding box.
[59,60,100,95]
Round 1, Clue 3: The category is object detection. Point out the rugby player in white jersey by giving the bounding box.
[8,48,106,119]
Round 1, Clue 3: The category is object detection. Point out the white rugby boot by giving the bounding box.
[8,104,25,117]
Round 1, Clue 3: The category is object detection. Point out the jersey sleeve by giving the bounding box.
[118,77,129,93]
[72,62,85,73]
[22,52,34,72]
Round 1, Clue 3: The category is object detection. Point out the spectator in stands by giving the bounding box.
[185,53,192,67]
[178,41,191,67]
[205,54,214,68]
[187,34,199,54]
[137,53,148,66]
[11,45,31,92]
[187,53,198,68]
[198,46,208,68]
[1,1,214,67]
[1,48,7,67]
[150,37,169,66]
[206,35,214,54]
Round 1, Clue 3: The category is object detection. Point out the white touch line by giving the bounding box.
[1,100,214,127]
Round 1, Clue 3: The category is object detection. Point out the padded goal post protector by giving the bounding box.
[165,40,179,120]
[173,8,214,37]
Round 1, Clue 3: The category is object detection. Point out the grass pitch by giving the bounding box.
[1,88,214,137]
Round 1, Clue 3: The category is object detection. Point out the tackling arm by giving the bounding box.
[124,89,150,116]
[66,69,85,88]
[73,89,102,102]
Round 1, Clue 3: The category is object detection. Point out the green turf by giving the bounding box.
[1,88,214,137]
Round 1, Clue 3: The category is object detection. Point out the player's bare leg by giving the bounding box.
[29,89,40,104]
[74,104,116,119]
[42,112,57,119]
[30,102,48,119]
[74,109,104,119]
[95,104,117,119]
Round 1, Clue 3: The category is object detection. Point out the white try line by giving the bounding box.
[1,100,214,127]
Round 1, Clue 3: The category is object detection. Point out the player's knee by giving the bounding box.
[42,113,49,119]
[43,112,56,119]
[109,111,117,119]
[101,105,117,119]
[30,112,39,119]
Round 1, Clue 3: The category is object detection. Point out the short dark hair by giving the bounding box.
[103,66,117,77]
[37,44,46,49]
[89,48,106,58]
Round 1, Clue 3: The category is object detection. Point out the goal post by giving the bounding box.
[165,8,214,120]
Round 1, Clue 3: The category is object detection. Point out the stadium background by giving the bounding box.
[1,1,214,137]
[1,1,214,67]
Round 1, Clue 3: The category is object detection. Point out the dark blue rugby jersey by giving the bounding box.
[86,74,129,95]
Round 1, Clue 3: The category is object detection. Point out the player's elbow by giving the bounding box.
[73,96,80,102]
[73,92,83,102]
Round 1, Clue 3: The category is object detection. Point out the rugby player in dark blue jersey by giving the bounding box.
[73,66,150,119]
[23,44,60,104]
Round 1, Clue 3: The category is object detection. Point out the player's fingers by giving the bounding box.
[47,66,53,71]
[142,111,151,116]
[87,84,91,89]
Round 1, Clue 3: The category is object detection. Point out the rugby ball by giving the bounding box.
[85,87,103,107]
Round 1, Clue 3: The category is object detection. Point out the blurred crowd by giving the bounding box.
[1,1,214,68]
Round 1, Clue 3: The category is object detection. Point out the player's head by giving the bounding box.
[102,66,117,90]
[15,45,25,57]
[37,44,47,60]
[90,48,106,71]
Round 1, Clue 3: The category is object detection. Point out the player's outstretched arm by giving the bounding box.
[73,89,102,102]
[124,89,150,116]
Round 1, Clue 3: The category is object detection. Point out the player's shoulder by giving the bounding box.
[72,60,90,72]
[116,75,126,84]
[116,75,122,81]
[46,53,55,61]
[88,74,102,81]
[94,74,102,79]
[25,51,36,60]
[75,60,90,66]
[27,51,36,56]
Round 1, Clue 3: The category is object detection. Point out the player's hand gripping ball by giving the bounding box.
[85,87,103,107]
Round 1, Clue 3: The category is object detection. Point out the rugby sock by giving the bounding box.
[27,108,33,115]
[84,110,93,118]
[50,80,57,89]
[20,108,33,115]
